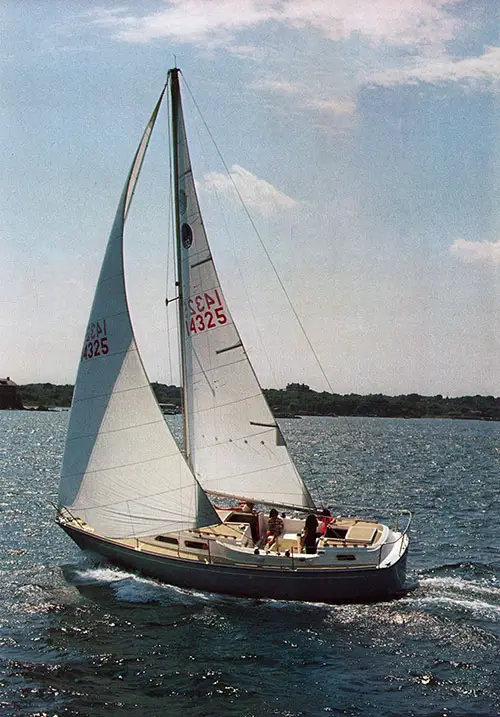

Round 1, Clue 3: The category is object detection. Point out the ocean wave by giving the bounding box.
[419,560,499,577]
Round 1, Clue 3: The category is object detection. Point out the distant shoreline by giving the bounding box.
[10,382,500,421]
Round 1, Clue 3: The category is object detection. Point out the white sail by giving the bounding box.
[170,70,315,510]
[59,87,219,539]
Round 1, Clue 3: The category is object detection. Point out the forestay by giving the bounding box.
[171,69,315,510]
[58,86,218,539]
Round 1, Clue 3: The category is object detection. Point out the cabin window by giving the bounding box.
[336,554,356,561]
[185,540,209,550]
[155,535,178,545]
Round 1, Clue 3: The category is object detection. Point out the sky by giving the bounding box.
[2,0,500,396]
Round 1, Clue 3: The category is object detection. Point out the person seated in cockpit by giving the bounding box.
[260,508,284,549]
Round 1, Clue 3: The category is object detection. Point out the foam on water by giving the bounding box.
[420,573,498,593]
[410,593,500,619]
[73,566,136,585]
[72,564,218,605]
[68,557,500,621]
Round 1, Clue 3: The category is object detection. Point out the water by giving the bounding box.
[0,411,498,717]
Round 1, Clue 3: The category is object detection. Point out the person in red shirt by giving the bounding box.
[318,508,334,535]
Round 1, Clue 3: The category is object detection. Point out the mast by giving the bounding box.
[169,68,191,463]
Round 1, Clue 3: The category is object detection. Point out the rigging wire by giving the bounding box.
[181,76,335,398]
[183,91,282,391]
[181,73,361,447]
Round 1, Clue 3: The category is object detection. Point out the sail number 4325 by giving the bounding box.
[81,319,109,361]
[186,290,227,336]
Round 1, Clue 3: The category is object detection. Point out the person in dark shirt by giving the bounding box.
[301,513,319,554]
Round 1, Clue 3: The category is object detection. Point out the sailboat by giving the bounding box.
[56,68,411,604]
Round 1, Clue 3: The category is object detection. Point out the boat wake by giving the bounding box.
[395,562,500,635]
[419,574,499,600]
[66,561,217,606]
[61,554,500,645]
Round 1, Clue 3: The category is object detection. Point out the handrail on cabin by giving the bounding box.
[322,503,412,535]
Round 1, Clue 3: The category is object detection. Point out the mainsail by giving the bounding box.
[58,85,218,539]
[170,69,315,510]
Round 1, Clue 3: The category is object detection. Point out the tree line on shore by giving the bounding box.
[17,382,500,421]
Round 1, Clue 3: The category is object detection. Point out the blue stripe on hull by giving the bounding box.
[61,524,409,604]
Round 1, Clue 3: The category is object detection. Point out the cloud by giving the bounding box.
[282,0,460,50]
[203,164,297,216]
[450,238,500,265]
[255,78,356,117]
[366,46,500,89]
[310,98,356,115]
[89,2,500,102]
[89,0,461,50]
[89,1,277,45]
